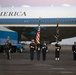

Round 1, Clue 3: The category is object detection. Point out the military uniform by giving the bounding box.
[55,43,61,60]
[72,43,76,60]
[36,44,41,60]
[30,41,36,61]
[4,42,11,59]
[42,43,47,61]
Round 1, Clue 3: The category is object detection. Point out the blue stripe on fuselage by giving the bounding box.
[0,18,76,24]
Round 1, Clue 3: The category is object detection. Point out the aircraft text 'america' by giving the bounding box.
[0,11,26,16]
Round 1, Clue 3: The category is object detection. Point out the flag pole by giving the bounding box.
[36,17,41,44]
[54,18,59,44]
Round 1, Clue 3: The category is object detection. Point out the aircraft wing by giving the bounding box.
[6,27,76,43]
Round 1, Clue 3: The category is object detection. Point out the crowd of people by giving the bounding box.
[29,39,76,61]
[3,38,76,61]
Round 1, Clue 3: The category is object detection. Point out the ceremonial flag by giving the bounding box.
[56,23,59,35]
[36,24,40,44]
[54,21,60,43]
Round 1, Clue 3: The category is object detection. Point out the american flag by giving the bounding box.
[36,25,40,44]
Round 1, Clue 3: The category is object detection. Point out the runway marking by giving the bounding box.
[51,68,65,70]
[60,71,73,74]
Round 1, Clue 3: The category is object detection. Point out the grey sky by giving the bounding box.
[0,0,76,7]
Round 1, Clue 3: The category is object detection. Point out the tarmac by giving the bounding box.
[0,45,76,75]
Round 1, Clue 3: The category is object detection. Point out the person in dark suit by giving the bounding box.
[4,41,11,60]
[55,43,61,60]
[72,42,76,60]
[41,42,47,61]
[36,44,41,60]
[29,39,36,61]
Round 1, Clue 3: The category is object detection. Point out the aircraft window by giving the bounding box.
[42,20,45,23]
[58,20,60,22]
[43,20,45,23]
[35,20,39,23]
[45,20,47,22]
[0,20,5,23]
[18,20,21,23]
[73,20,76,22]
[50,20,51,23]
[44,20,47,23]
[56,20,58,23]
[3,20,4,23]
[45,20,47,23]
[69,20,71,22]
[51,20,53,23]
[67,20,69,22]
[66,20,71,22]
[47,20,50,23]
[71,20,75,22]
[0,20,1,22]
[71,20,74,22]
[69,20,72,22]
[47,20,49,23]
[41,20,44,23]
[35,20,37,22]
[0,20,3,23]
[40,20,42,23]
[41,20,50,23]
[60,20,63,22]
[41,20,43,22]
[62,20,68,23]
[24,20,28,23]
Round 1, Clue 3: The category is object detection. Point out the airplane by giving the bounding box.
[0,6,76,43]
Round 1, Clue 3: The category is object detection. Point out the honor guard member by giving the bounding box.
[29,39,36,61]
[42,42,47,61]
[36,44,41,60]
[55,43,61,60]
[72,42,76,60]
[3,42,7,55]
[4,41,11,60]
[7,39,12,50]
[3,42,8,57]
[6,39,12,60]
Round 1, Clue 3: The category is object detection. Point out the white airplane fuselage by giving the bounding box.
[0,6,76,27]
[0,6,76,42]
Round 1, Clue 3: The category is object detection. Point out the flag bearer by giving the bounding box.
[55,43,61,60]
[36,44,41,60]
[42,42,47,61]
[29,39,36,61]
